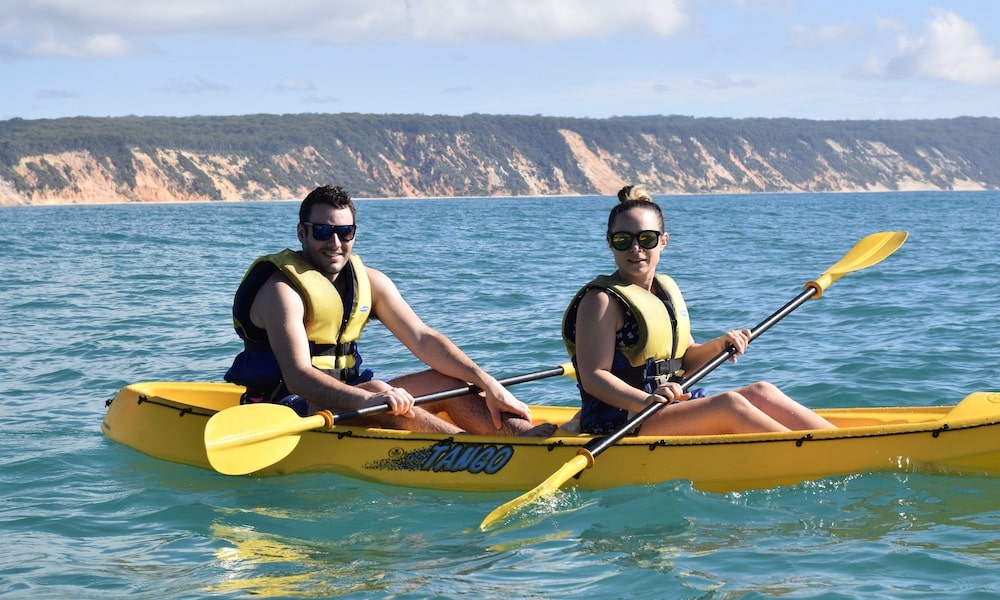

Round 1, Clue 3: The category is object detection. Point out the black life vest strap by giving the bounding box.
[645,357,685,377]
[311,341,358,357]
[643,357,685,393]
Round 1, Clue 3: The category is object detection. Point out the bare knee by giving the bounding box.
[742,381,780,397]
[705,391,758,417]
[713,390,752,407]
[705,391,784,433]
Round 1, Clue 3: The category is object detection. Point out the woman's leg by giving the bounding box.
[736,381,837,430]
[639,390,790,436]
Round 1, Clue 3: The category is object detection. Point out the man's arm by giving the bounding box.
[368,268,532,424]
[250,272,383,411]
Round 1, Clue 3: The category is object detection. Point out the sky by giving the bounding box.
[3,0,1000,122]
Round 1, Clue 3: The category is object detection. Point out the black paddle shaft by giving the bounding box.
[330,364,568,423]
[583,286,817,456]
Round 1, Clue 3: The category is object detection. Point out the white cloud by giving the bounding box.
[1,0,689,58]
[696,74,756,89]
[397,0,689,42]
[731,0,796,16]
[155,76,230,95]
[26,32,140,58]
[875,10,1000,85]
[872,12,906,33]
[269,78,317,92]
[303,94,342,105]
[36,89,80,99]
[788,22,866,50]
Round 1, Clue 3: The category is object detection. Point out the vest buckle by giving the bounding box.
[642,358,685,393]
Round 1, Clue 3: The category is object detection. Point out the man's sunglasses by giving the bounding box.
[303,222,357,242]
[609,230,662,251]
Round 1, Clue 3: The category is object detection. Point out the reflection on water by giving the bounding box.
[209,522,387,597]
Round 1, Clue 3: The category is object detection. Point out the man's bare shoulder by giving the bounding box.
[259,269,297,294]
[250,270,304,327]
[363,265,397,295]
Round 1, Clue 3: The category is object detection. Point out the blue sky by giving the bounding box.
[3,0,1000,122]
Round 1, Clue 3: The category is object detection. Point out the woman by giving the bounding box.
[562,185,836,436]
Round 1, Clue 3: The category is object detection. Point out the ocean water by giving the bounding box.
[1,191,998,599]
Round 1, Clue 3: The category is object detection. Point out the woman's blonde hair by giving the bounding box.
[616,185,653,203]
[607,185,663,235]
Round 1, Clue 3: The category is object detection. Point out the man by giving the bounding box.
[225,185,553,436]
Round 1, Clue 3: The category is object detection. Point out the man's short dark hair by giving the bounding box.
[299,185,356,223]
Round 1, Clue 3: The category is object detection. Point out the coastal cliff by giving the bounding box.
[1,114,997,205]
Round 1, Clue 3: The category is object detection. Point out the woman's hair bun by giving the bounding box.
[617,185,652,203]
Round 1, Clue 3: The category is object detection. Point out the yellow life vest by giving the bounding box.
[562,273,691,368]
[232,249,372,376]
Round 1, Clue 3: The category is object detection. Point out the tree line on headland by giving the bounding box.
[1,112,998,205]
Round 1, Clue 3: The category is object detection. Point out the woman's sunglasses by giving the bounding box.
[609,230,662,251]
[303,222,357,242]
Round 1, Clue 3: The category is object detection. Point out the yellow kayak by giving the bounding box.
[102,381,1000,493]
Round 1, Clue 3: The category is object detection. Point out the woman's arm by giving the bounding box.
[574,290,665,413]
[681,328,752,373]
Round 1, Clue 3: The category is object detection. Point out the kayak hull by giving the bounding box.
[102,381,1000,493]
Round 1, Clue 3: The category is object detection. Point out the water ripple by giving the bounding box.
[1,192,999,598]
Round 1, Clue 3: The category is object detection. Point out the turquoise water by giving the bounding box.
[2,192,998,598]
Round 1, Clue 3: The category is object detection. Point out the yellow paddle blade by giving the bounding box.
[479,453,593,531]
[807,231,908,297]
[204,404,332,475]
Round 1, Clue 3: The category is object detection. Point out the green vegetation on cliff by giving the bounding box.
[1,113,998,204]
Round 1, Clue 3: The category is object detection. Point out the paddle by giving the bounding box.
[479,230,909,531]
[205,361,576,476]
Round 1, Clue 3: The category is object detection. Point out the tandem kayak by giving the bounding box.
[102,381,1000,493]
